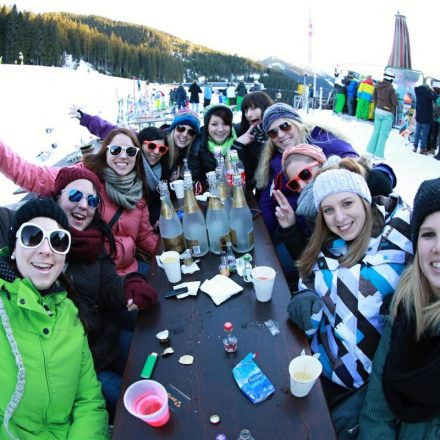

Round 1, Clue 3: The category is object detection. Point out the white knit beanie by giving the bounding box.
[313,168,372,209]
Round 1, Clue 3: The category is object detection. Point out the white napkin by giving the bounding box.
[200,275,243,305]
[181,262,200,274]
[173,281,200,299]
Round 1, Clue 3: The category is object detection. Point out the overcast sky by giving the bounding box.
[6,0,439,78]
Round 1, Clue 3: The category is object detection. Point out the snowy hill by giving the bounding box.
[0,64,438,208]
[260,57,334,94]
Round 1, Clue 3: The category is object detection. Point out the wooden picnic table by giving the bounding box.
[112,194,335,440]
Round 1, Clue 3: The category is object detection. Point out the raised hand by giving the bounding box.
[68,105,83,120]
[274,189,296,228]
[236,122,256,145]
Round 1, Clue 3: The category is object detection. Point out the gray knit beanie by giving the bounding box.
[313,168,372,209]
[262,103,303,134]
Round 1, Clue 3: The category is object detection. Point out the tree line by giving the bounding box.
[0,4,296,92]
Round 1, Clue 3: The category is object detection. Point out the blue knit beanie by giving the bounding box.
[262,103,303,134]
[170,108,200,133]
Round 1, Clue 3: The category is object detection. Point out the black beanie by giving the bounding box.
[8,198,69,254]
[366,169,393,197]
[411,178,440,250]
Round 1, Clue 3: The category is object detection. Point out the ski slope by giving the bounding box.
[0,64,438,207]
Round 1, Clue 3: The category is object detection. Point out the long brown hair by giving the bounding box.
[83,127,149,199]
[298,159,383,278]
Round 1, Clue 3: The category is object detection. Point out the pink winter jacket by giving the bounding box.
[0,140,159,275]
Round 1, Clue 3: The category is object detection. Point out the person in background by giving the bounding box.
[0,127,158,275]
[203,82,213,108]
[287,159,412,436]
[356,75,375,120]
[366,70,398,160]
[358,178,440,440]
[413,84,437,155]
[189,80,202,114]
[334,71,347,114]
[346,75,359,116]
[235,81,248,112]
[434,93,440,160]
[0,198,108,439]
[175,83,187,110]
[226,83,237,107]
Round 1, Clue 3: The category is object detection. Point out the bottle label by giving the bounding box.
[185,238,201,255]
[230,229,253,247]
[162,234,185,253]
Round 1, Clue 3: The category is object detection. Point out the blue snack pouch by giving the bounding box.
[232,352,275,404]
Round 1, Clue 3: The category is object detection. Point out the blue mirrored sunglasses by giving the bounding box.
[67,189,100,209]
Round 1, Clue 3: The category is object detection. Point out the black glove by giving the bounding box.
[287,290,322,332]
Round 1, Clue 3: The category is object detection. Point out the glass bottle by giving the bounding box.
[182,173,209,256]
[206,175,230,254]
[237,429,255,440]
[225,241,237,273]
[229,174,254,253]
[242,254,252,282]
[182,157,190,179]
[222,322,238,353]
[230,150,246,186]
[217,158,231,216]
[158,181,185,252]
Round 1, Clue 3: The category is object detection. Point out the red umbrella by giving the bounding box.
[388,12,412,69]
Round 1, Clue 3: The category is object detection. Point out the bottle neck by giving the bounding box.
[160,194,175,219]
[232,183,247,208]
[184,185,200,214]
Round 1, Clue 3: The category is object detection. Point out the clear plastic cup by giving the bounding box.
[123,380,170,427]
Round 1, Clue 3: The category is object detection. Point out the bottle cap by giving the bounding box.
[224,322,233,331]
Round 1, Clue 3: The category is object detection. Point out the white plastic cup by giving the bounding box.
[250,266,276,302]
[123,380,170,427]
[288,355,322,397]
[156,251,182,283]
[170,180,185,199]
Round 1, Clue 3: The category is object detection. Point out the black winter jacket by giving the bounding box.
[415,85,436,124]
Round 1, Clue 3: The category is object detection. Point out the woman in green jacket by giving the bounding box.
[358,177,440,439]
[0,198,108,440]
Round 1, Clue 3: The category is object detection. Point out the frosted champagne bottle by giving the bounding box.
[158,181,185,253]
[182,175,209,256]
[206,176,230,254]
[229,174,254,253]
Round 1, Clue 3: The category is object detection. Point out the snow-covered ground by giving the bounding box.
[0,64,438,207]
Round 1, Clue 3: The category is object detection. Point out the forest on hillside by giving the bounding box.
[0,4,297,96]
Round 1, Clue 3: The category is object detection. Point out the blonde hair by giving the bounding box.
[298,158,381,278]
[166,131,179,170]
[255,119,307,189]
[391,253,440,340]
[254,117,351,189]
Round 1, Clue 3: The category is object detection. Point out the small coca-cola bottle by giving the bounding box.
[222,322,238,353]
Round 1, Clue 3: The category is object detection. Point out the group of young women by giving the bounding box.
[1,91,439,439]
